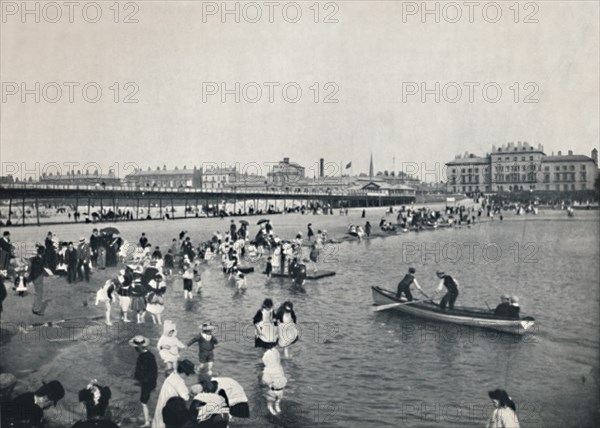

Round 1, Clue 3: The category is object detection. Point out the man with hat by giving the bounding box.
[507,296,520,319]
[435,270,460,311]
[187,323,218,376]
[77,237,91,283]
[0,230,13,271]
[29,245,47,316]
[493,295,511,317]
[130,335,158,428]
[396,267,428,302]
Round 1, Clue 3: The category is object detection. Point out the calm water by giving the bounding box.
[2,209,599,427]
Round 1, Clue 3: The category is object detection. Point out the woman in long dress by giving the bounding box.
[151,360,195,428]
[275,301,298,358]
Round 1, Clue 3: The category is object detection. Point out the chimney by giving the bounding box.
[568,150,573,156]
[558,151,562,156]
[592,148,598,165]
[283,157,290,164]
[319,158,324,178]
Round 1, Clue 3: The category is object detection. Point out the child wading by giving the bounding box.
[186,323,218,376]
[157,320,186,371]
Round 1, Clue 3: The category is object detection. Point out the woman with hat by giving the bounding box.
[146,276,166,325]
[275,301,298,358]
[130,276,148,324]
[130,335,158,428]
[152,359,195,428]
[1,380,65,427]
[186,324,218,376]
[115,269,132,323]
[487,389,519,428]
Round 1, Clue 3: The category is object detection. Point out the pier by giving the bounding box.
[0,183,415,226]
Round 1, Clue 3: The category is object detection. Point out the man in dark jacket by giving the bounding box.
[77,238,91,282]
[89,228,100,267]
[129,335,158,428]
[29,246,47,315]
[0,231,13,270]
[66,242,79,284]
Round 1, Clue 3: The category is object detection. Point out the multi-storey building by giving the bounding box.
[201,166,237,190]
[446,142,598,194]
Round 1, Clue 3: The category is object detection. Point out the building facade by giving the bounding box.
[446,142,598,194]
[201,166,237,190]
[268,157,305,185]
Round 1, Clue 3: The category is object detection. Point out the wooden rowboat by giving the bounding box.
[372,286,535,335]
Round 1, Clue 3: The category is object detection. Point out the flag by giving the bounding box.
[345,162,352,169]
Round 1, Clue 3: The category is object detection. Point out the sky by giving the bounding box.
[1,0,599,182]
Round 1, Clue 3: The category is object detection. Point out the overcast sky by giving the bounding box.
[1,1,599,181]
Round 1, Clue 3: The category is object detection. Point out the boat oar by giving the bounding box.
[373,298,433,312]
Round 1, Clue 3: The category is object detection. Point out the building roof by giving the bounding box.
[446,157,489,166]
[126,169,198,178]
[541,155,594,163]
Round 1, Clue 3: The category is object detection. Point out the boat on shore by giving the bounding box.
[372,286,535,335]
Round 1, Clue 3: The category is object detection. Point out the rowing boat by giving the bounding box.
[372,286,535,335]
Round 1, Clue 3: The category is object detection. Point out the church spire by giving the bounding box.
[369,152,374,180]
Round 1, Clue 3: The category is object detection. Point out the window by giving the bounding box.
[581,165,586,170]
[545,185,549,190]
[505,157,509,161]
[562,165,567,170]
[556,184,560,190]
[521,156,525,161]
[571,184,575,190]
[570,165,575,170]
[555,166,560,171]
[582,184,587,190]
[545,166,549,171]
[530,156,534,161]
[513,157,517,161]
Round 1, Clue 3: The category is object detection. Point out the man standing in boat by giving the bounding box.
[396,267,428,302]
[435,271,459,311]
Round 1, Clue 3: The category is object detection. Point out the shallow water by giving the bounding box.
[2,209,599,427]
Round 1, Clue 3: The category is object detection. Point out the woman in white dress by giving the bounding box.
[275,301,298,358]
[151,359,195,428]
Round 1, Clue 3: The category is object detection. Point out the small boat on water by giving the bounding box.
[372,286,535,335]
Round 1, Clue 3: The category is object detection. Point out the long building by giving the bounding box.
[446,142,598,194]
